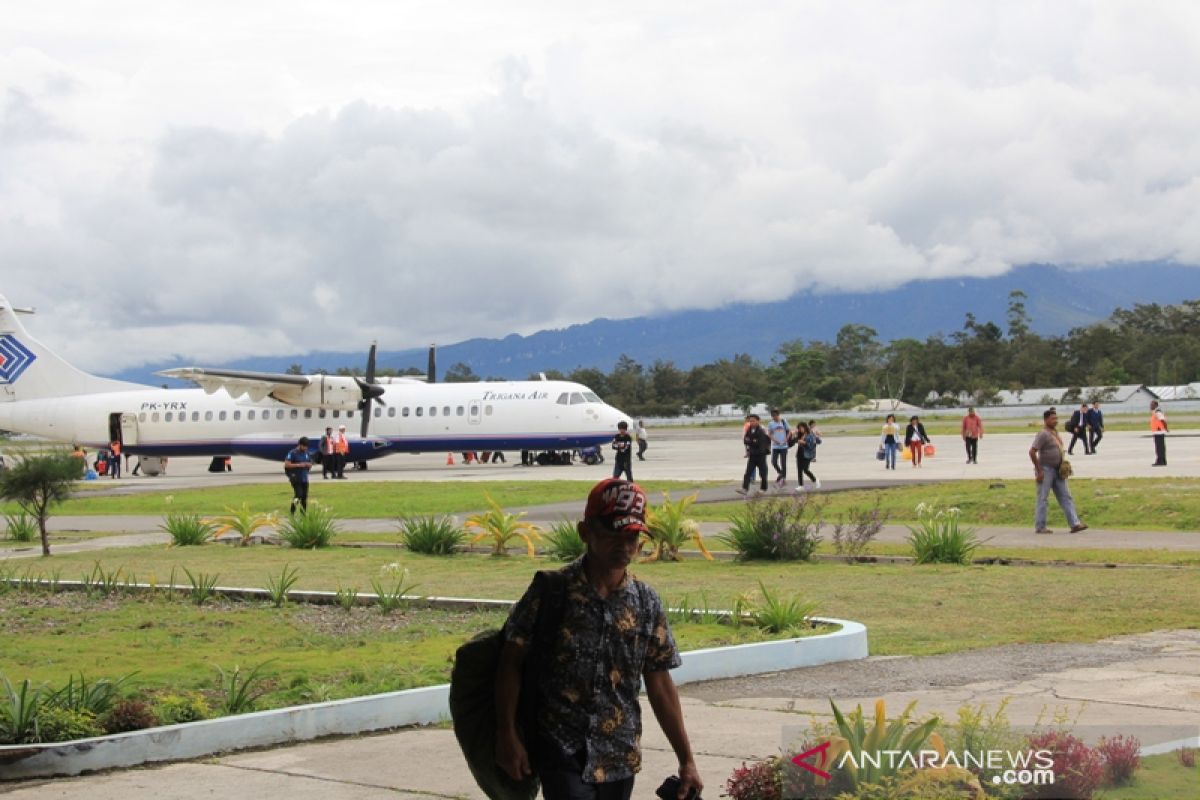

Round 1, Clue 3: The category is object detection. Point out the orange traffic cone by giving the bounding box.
[446,453,455,465]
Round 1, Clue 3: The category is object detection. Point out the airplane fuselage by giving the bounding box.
[0,380,625,462]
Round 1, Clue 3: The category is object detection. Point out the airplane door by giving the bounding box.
[119,413,139,446]
[468,401,482,425]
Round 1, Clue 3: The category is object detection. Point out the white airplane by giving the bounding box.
[0,295,627,475]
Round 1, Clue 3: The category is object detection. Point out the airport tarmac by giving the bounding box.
[68,426,1199,491]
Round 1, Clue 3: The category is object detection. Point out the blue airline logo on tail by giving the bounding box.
[0,335,36,383]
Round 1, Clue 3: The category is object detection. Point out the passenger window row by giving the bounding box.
[136,404,495,423]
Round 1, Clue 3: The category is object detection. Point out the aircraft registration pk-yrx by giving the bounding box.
[0,295,628,475]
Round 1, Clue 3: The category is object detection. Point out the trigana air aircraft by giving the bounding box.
[0,295,627,475]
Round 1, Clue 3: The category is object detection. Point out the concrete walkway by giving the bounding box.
[4,629,1197,798]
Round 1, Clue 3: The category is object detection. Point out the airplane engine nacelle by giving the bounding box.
[269,376,364,411]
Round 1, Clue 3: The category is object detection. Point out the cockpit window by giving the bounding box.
[556,393,569,405]
[583,392,601,403]
[569,392,585,405]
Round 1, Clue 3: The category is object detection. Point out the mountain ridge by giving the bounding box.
[115,262,1200,386]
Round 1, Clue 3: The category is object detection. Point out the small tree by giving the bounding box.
[0,451,80,556]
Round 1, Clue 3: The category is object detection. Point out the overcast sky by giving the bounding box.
[3,1,1199,372]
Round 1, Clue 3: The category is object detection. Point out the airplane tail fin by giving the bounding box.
[0,295,141,400]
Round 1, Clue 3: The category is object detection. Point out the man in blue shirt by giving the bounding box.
[284,436,312,515]
[766,409,790,489]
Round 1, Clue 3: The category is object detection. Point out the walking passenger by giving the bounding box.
[493,479,703,799]
[1067,403,1091,455]
[905,415,930,468]
[767,408,790,488]
[880,414,900,470]
[1087,401,1105,453]
[961,407,983,464]
[284,437,312,515]
[1029,408,1088,534]
[737,414,771,495]
[793,422,820,491]
[611,421,634,480]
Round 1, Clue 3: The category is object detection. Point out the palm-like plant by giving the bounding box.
[464,495,542,557]
[642,492,712,562]
[207,503,278,546]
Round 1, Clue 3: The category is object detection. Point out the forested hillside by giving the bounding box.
[454,295,1200,415]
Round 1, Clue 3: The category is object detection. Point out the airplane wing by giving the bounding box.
[157,368,314,403]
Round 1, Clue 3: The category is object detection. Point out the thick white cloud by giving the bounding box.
[2,1,1199,371]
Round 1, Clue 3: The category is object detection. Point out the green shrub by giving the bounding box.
[33,705,103,743]
[644,492,711,562]
[277,503,340,549]
[160,513,215,546]
[370,563,418,614]
[46,672,130,717]
[542,519,585,561]
[182,567,220,605]
[720,496,824,561]
[207,503,278,546]
[3,511,37,542]
[102,699,159,734]
[0,676,45,744]
[154,693,210,724]
[398,514,465,555]
[750,581,819,634]
[264,563,300,608]
[465,495,541,557]
[907,504,985,565]
[334,584,360,612]
[216,661,274,715]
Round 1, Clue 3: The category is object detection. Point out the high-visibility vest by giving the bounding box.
[335,435,350,454]
[1151,410,1167,432]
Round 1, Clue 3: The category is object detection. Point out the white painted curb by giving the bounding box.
[0,617,866,780]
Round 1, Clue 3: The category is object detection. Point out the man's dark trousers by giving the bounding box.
[1154,434,1167,465]
[743,454,768,491]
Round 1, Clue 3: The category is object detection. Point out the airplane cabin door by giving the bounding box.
[468,401,482,425]
[118,413,139,446]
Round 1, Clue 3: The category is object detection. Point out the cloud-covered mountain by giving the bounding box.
[115,262,1200,385]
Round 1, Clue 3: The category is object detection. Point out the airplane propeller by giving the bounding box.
[427,344,437,383]
[357,342,385,438]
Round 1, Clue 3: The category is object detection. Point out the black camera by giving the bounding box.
[655,775,700,800]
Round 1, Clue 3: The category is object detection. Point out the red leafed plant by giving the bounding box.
[1097,734,1141,786]
[725,759,782,800]
[1025,731,1105,799]
[1179,747,1196,768]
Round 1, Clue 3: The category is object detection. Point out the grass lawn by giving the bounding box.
[690,478,1200,531]
[1100,751,1199,799]
[0,590,804,715]
[7,546,1198,657]
[0,480,717,519]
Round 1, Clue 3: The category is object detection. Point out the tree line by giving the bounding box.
[309,294,1200,417]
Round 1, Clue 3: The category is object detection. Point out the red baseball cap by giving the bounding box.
[584,479,650,534]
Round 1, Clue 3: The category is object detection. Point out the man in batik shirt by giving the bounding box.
[495,479,703,800]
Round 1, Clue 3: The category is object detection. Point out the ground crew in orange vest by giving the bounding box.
[334,425,350,479]
[1150,400,1169,467]
[108,440,122,479]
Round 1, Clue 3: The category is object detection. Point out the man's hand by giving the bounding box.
[1034,466,1043,483]
[677,760,703,798]
[495,728,531,781]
